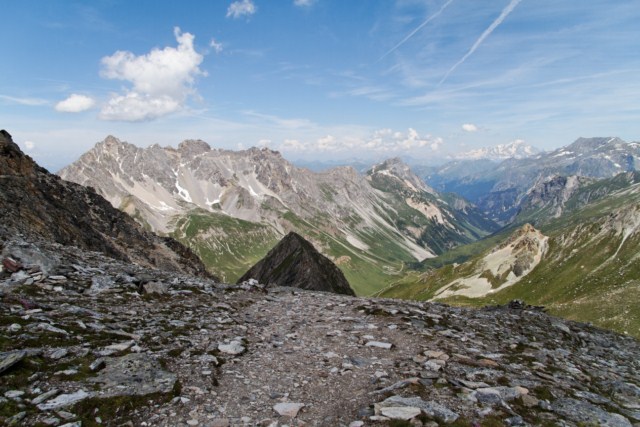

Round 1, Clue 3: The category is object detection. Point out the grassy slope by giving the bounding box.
[170,209,280,283]
[380,180,640,338]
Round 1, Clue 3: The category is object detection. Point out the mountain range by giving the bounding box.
[57,133,640,337]
[422,137,640,223]
[59,137,497,293]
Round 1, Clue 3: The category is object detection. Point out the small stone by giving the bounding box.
[474,388,503,405]
[349,422,365,427]
[218,341,245,355]
[142,281,169,294]
[32,389,60,405]
[47,348,69,360]
[58,422,82,427]
[424,350,446,359]
[4,390,25,399]
[41,417,60,426]
[380,406,421,420]
[97,341,134,356]
[365,341,393,349]
[0,351,26,374]
[90,358,106,372]
[273,402,305,418]
[187,420,199,426]
[37,390,90,411]
[210,419,230,427]
[7,323,22,333]
[521,395,539,408]
[6,411,26,426]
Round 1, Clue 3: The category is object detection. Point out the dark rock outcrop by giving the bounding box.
[0,129,210,277]
[237,232,355,296]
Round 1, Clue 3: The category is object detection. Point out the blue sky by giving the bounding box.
[1,0,639,171]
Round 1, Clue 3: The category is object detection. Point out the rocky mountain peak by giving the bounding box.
[177,139,211,157]
[369,157,435,194]
[237,232,355,296]
[566,136,625,153]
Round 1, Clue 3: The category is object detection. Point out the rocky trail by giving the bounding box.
[1,238,640,427]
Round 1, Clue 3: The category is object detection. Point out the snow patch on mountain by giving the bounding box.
[456,140,539,161]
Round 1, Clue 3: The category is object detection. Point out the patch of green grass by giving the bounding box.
[170,209,280,282]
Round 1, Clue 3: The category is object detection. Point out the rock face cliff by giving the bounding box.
[0,130,209,277]
[238,232,355,296]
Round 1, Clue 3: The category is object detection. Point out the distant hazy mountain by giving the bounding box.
[455,140,539,161]
[423,137,640,223]
[59,137,497,293]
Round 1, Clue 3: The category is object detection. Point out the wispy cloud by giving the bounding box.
[226,0,257,19]
[439,0,523,85]
[379,0,455,62]
[210,38,224,54]
[293,0,316,7]
[0,95,48,106]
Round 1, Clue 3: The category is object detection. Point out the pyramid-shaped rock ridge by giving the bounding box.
[238,232,355,296]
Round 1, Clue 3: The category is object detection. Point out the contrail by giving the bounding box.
[378,0,455,62]
[439,0,523,85]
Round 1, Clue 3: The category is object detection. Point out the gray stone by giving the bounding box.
[377,395,459,423]
[273,402,305,418]
[0,351,26,375]
[47,348,69,360]
[37,389,91,411]
[7,323,21,333]
[218,341,245,355]
[474,388,503,405]
[4,390,24,399]
[6,411,26,426]
[96,340,134,356]
[88,353,177,397]
[90,358,106,372]
[31,389,61,405]
[88,275,115,294]
[365,341,393,349]
[552,398,632,427]
[142,281,169,294]
[379,406,421,420]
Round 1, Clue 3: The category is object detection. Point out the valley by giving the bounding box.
[55,133,640,338]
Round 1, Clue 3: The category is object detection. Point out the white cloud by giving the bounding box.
[0,95,48,106]
[294,0,316,7]
[24,141,35,150]
[462,123,478,132]
[257,138,271,147]
[54,94,96,113]
[226,0,257,19]
[210,38,224,54]
[281,139,304,151]
[99,27,205,122]
[278,128,443,153]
